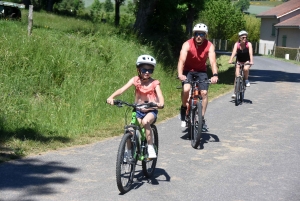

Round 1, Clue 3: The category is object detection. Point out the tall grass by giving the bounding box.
[0,11,234,161]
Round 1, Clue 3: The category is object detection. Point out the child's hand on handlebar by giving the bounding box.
[106,98,114,105]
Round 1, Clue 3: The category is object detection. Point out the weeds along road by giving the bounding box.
[1,56,300,201]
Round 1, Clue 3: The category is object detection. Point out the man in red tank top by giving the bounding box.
[177,23,219,129]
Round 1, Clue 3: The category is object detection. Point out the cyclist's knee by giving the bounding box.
[201,90,208,97]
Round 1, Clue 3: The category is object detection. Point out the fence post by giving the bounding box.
[264,43,266,55]
[28,5,33,36]
[219,39,221,50]
[225,40,228,51]
[213,39,216,47]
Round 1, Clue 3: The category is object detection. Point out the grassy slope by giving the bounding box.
[0,10,234,162]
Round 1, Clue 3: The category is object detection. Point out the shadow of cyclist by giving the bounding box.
[198,132,220,149]
[229,98,253,105]
[119,168,170,194]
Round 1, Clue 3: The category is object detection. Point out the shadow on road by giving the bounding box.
[229,99,253,105]
[250,69,300,83]
[0,158,79,196]
[119,167,170,195]
[180,130,220,150]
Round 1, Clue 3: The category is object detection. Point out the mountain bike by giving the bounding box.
[112,100,159,194]
[233,62,251,106]
[181,78,211,149]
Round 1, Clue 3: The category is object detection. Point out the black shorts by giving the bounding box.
[182,71,209,91]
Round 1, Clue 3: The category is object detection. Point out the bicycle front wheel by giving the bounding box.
[116,132,136,194]
[191,101,202,149]
[240,79,245,103]
[235,77,241,106]
[142,125,159,178]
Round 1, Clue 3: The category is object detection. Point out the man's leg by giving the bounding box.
[200,90,208,117]
[180,84,190,127]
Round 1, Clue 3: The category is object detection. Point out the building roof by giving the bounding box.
[256,0,300,18]
[274,14,300,28]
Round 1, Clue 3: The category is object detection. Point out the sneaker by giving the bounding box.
[245,80,250,87]
[232,94,236,99]
[181,121,186,127]
[147,145,157,158]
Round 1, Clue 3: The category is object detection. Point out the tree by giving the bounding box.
[104,0,113,12]
[177,0,208,37]
[200,0,245,40]
[133,0,157,33]
[54,0,84,15]
[234,0,250,12]
[114,0,126,26]
[90,0,102,21]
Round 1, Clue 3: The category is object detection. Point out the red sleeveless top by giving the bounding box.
[184,38,211,72]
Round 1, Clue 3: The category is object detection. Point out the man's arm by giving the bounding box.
[208,44,218,83]
[177,42,189,81]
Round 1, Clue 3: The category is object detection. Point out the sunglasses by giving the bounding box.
[194,32,206,37]
[241,36,247,39]
[140,68,154,74]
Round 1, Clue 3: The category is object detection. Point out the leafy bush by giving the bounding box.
[275,46,299,60]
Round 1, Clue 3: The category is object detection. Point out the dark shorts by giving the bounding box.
[136,110,158,119]
[182,71,209,91]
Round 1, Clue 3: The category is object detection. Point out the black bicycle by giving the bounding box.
[112,100,159,194]
[233,62,251,106]
[180,78,211,149]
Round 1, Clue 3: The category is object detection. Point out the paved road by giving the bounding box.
[1,56,300,201]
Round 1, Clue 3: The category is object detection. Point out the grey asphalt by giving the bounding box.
[1,56,300,201]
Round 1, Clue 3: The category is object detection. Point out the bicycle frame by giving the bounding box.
[234,62,249,106]
[182,78,210,148]
[124,109,147,161]
[114,100,159,193]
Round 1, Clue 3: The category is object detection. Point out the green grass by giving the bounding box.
[0,11,235,162]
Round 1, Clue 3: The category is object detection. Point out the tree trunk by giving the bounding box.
[133,0,157,34]
[115,1,120,26]
[46,0,53,12]
[185,4,195,37]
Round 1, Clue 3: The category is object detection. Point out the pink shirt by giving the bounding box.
[133,76,160,103]
[184,38,211,72]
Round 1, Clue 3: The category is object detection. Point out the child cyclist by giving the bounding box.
[106,55,164,158]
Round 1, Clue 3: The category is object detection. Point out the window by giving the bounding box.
[282,35,287,47]
[271,23,276,36]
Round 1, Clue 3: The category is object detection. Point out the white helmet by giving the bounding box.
[136,55,156,67]
[238,30,248,36]
[193,23,208,34]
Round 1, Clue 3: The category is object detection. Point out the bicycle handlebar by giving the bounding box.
[231,62,252,66]
[112,100,164,109]
[183,79,211,84]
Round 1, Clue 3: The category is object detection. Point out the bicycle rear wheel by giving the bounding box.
[191,101,202,149]
[116,132,136,194]
[142,125,158,178]
[235,77,241,106]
